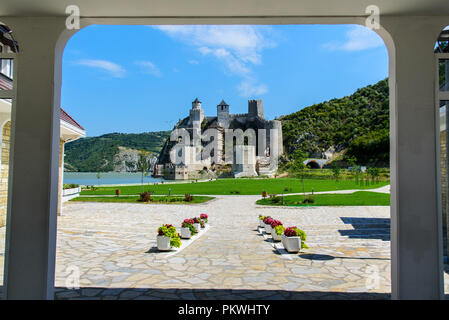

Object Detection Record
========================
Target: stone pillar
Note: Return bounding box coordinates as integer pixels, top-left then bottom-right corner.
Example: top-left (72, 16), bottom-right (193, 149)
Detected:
top-left (2, 18), bottom-right (70, 300)
top-left (381, 17), bottom-right (445, 299)
top-left (57, 139), bottom-right (65, 216)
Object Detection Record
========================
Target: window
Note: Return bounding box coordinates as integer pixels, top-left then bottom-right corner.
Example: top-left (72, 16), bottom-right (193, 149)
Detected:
top-left (0, 44), bottom-right (13, 79)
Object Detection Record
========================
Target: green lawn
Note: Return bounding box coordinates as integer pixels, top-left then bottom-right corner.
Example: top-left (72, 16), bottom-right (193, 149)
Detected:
top-left (71, 195), bottom-right (215, 204)
top-left (256, 191), bottom-right (390, 206)
top-left (80, 178), bottom-right (389, 196)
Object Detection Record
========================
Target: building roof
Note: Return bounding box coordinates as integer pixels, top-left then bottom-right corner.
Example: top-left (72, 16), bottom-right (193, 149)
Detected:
top-left (60, 108), bottom-right (85, 131)
top-left (193, 98), bottom-right (201, 104)
top-left (218, 100), bottom-right (228, 106)
top-left (0, 73), bottom-right (12, 90)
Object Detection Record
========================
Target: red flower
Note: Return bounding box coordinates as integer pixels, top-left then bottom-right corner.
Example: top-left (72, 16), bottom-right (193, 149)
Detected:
top-left (192, 217), bottom-right (201, 223)
top-left (284, 227), bottom-right (298, 237)
top-left (200, 213), bottom-right (208, 219)
top-left (183, 218), bottom-right (195, 225)
top-left (263, 217), bottom-right (274, 225)
top-left (270, 220), bottom-right (283, 228)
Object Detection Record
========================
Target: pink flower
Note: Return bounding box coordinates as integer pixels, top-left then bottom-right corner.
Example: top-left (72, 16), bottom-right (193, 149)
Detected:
top-left (200, 213), bottom-right (208, 220)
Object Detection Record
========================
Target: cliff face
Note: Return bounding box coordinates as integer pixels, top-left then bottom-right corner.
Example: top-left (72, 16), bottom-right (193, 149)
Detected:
top-left (113, 146), bottom-right (158, 173)
top-left (64, 131), bottom-right (170, 172)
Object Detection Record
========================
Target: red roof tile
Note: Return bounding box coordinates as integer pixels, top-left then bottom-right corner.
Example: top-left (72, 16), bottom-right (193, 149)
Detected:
top-left (0, 75), bottom-right (12, 90)
top-left (60, 108), bottom-right (85, 131)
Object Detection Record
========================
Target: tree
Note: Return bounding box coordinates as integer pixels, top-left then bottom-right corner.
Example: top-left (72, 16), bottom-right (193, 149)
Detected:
top-left (288, 149), bottom-right (308, 195)
top-left (347, 156), bottom-right (357, 183)
top-left (332, 163), bottom-right (341, 183)
top-left (367, 167), bottom-right (380, 184)
top-left (136, 152), bottom-right (152, 192)
top-left (96, 172), bottom-right (102, 185)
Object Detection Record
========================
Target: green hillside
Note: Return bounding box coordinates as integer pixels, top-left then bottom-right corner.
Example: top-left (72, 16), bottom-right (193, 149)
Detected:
top-left (64, 131), bottom-right (171, 172)
top-left (280, 78), bottom-right (389, 165)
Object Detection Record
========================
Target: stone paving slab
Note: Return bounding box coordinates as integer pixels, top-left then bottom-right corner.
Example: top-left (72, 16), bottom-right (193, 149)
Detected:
top-left (0, 194), bottom-right (448, 299)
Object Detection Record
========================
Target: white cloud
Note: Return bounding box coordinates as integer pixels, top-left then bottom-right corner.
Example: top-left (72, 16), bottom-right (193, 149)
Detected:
top-left (188, 60), bottom-right (199, 65)
top-left (76, 59), bottom-right (126, 78)
top-left (237, 80), bottom-right (268, 97)
top-left (154, 25), bottom-right (275, 65)
top-left (323, 25), bottom-right (384, 51)
top-left (135, 60), bottom-right (162, 77)
top-left (154, 25), bottom-right (276, 97)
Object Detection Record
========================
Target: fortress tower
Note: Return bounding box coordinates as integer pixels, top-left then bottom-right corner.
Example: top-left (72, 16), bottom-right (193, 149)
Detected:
top-left (189, 98), bottom-right (204, 147)
top-left (248, 99), bottom-right (265, 120)
top-left (189, 98), bottom-right (204, 128)
top-left (217, 99), bottom-right (230, 128)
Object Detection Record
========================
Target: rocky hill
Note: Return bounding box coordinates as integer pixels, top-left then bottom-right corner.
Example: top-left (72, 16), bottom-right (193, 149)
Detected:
top-left (280, 79), bottom-right (389, 166)
top-left (64, 131), bottom-right (170, 172)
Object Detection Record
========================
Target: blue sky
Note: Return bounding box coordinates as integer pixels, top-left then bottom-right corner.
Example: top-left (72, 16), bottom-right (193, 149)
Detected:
top-left (62, 24), bottom-right (388, 137)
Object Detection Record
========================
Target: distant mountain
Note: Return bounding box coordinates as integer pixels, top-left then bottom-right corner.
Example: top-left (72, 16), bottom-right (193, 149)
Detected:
top-left (64, 131), bottom-right (171, 172)
top-left (280, 79), bottom-right (389, 165)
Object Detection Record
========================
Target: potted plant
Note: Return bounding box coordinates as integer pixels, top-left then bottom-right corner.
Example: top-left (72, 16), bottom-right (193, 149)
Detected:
top-left (272, 225), bottom-right (285, 242)
top-left (157, 224), bottom-right (181, 251)
top-left (115, 189), bottom-right (120, 196)
top-left (281, 226), bottom-right (308, 253)
top-left (263, 217), bottom-right (274, 234)
top-left (270, 220), bottom-right (283, 241)
top-left (180, 219), bottom-right (196, 239)
top-left (258, 215), bottom-right (266, 227)
top-left (200, 213), bottom-right (208, 224)
top-left (192, 217), bottom-right (202, 232)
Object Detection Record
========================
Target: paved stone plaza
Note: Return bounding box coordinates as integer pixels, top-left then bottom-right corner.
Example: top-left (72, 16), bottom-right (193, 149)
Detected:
top-left (0, 194), bottom-right (448, 299)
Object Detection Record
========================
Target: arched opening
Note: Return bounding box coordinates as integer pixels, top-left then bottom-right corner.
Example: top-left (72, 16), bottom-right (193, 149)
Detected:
top-left (44, 23), bottom-right (400, 300)
top-left (306, 160), bottom-right (321, 169)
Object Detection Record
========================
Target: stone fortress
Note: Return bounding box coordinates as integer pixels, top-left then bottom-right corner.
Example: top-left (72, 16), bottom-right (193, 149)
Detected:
top-left (154, 98), bottom-right (283, 180)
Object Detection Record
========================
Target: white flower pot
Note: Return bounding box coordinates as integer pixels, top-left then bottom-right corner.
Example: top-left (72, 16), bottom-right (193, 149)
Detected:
top-left (180, 227), bottom-right (192, 239)
top-left (259, 220), bottom-right (265, 227)
top-left (272, 231), bottom-right (282, 242)
top-left (193, 223), bottom-right (201, 232)
top-left (281, 235), bottom-right (301, 253)
top-left (157, 235), bottom-right (172, 251)
top-left (264, 224), bottom-right (272, 234)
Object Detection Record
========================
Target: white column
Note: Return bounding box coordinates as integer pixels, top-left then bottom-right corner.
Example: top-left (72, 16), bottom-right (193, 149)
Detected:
top-left (382, 17), bottom-right (446, 299)
top-left (2, 18), bottom-right (70, 300)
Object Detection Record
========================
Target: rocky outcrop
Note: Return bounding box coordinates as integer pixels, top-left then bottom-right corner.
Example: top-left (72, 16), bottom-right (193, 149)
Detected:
top-left (113, 146), bottom-right (157, 172)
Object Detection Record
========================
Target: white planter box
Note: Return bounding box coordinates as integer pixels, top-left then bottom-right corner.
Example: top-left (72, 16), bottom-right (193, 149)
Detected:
top-left (259, 220), bottom-right (265, 227)
top-left (272, 231), bottom-right (282, 242)
top-left (264, 224), bottom-right (272, 234)
top-left (62, 187), bottom-right (82, 202)
top-left (193, 223), bottom-right (201, 232)
top-left (281, 235), bottom-right (301, 253)
top-left (157, 235), bottom-right (172, 251)
top-left (180, 227), bottom-right (192, 239)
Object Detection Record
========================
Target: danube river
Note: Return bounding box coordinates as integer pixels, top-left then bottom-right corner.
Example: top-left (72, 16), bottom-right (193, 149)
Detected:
top-left (63, 172), bottom-right (165, 186)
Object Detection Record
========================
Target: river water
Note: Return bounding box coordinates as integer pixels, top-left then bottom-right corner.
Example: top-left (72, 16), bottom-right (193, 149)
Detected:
top-left (63, 172), bottom-right (165, 186)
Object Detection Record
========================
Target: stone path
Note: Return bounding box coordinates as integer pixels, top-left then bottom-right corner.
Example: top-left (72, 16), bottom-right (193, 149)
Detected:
top-left (0, 194), bottom-right (448, 299)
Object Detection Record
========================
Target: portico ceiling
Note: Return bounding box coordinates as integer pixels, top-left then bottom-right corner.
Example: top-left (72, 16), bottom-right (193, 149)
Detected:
top-left (0, 0), bottom-right (448, 18)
